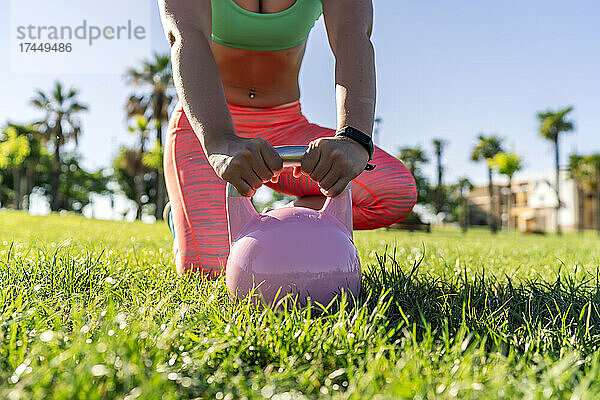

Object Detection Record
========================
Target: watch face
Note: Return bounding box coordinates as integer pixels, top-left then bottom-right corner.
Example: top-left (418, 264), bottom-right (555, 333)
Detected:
top-left (339, 126), bottom-right (374, 160)
top-left (345, 127), bottom-right (365, 143)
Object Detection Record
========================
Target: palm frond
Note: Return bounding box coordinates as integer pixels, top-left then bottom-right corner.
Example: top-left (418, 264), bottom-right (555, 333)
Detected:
top-left (125, 95), bottom-right (148, 118)
top-left (472, 134), bottom-right (504, 162)
top-left (31, 90), bottom-right (50, 109)
top-left (537, 106), bottom-right (575, 141)
top-left (66, 87), bottom-right (78, 99)
top-left (69, 102), bottom-right (89, 113)
top-left (53, 82), bottom-right (64, 105)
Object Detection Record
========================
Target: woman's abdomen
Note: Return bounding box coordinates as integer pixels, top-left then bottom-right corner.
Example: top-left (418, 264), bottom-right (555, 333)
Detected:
top-left (211, 40), bottom-right (306, 107)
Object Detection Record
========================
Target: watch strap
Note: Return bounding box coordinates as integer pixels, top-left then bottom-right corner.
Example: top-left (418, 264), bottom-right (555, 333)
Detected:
top-left (335, 126), bottom-right (375, 161)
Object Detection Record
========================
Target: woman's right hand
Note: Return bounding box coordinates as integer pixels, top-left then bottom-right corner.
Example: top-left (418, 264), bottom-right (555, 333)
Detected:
top-left (205, 135), bottom-right (283, 197)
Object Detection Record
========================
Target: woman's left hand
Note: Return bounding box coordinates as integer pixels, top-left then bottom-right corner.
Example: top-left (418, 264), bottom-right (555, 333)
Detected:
top-left (293, 136), bottom-right (370, 197)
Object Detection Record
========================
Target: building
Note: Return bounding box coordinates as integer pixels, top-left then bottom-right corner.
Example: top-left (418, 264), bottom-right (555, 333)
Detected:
top-left (468, 170), bottom-right (599, 233)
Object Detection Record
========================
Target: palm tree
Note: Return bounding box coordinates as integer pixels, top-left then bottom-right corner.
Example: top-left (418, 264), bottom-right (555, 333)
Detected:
top-left (570, 154), bottom-right (600, 236)
top-left (125, 53), bottom-right (175, 220)
top-left (537, 106), bottom-right (575, 235)
top-left (569, 154), bottom-right (590, 234)
top-left (1, 123), bottom-right (49, 211)
top-left (398, 146), bottom-right (428, 177)
top-left (471, 134), bottom-right (504, 233)
top-left (432, 138), bottom-right (446, 215)
top-left (455, 177), bottom-right (473, 233)
top-left (398, 146), bottom-right (430, 205)
top-left (31, 82), bottom-right (88, 211)
top-left (127, 115), bottom-right (151, 220)
top-left (592, 155), bottom-right (600, 236)
top-left (113, 147), bottom-right (151, 220)
top-left (491, 152), bottom-right (523, 231)
top-left (0, 126), bottom-right (31, 209)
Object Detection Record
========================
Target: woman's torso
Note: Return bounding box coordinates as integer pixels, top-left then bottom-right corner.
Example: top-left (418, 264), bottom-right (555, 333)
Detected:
top-left (210, 0), bottom-right (320, 107)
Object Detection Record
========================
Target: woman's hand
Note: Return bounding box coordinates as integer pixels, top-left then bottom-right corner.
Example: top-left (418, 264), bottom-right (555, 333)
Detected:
top-left (206, 135), bottom-right (283, 197)
top-left (295, 136), bottom-right (370, 197)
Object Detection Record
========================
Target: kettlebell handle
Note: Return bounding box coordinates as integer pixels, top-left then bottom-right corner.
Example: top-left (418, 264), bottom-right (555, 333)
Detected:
top-left (225, 145), bottom-right (353, 238)
top-left (226, 145), bottom-right (351, 197)
top-left (227, 145), bottom-right (307, 197)
top-left (226, 144), bottom-right (354, 196)
top-left (276, 145), bottom-right (307, 168)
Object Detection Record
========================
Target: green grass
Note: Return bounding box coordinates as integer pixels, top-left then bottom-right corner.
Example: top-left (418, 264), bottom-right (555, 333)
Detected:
top-left (1, 209), bottom-right (600, 399)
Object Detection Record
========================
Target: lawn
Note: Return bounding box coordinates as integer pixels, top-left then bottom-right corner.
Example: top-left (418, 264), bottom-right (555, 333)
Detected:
top-left (1, 210), bottom-right (600, 399)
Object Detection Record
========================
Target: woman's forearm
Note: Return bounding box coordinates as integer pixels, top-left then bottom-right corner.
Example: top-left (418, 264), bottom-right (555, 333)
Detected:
top-left (159, 0), bottom-right (237, 153)
top-left (171, 27), bottom-right (237, 152)
top-left (322, 0), bottom-right (376, 137)
top-left (334, 36), bottom-right (376, 137)
top-left (159, 0), bottom-right (282, 196)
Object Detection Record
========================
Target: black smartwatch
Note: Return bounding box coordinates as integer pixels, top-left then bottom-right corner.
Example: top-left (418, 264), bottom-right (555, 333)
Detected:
top-left (335, 126), bottom-right (376, 170)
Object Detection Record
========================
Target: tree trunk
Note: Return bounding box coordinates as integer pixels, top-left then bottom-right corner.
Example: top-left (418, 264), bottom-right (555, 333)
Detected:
top-left (12, 168), bottom-right (22, 210)
top-left (20, 168), bottom-right (27, 210)
top-left (24, 165), bottom-right (35, 212)
top-left (576, 185), bottom-right (584, 234)
top-left (50, 141), bottom-right (62, 212)
top-left (506, 177), bottom-right (512, 231)
top-left (554, 137), bottom-right (561, 235)
top-left (435, 150), bottom-right (443, 215)
top-left (155, 172), bottom-right (166, 219)
top-left (154, 120), bottom-right (166, 220)
top-left (487, 166), bottom-right (497, 233)
top-left (134, 138), bottom-right (147, 221)
top-left (408, 165), bottom-right (416, 177)
top-left (135, 174), bottom-right (144, 220)
top-left (597, 182), bottom-right (600, 237)
top-left (460, 195), bottom-right (469, 233)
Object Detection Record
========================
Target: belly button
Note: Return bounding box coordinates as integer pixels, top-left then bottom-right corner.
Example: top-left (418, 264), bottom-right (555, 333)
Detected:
top-left (249, 88), bottom-right (256, 99)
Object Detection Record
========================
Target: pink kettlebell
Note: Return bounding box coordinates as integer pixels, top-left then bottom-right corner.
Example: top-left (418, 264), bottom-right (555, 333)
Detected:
top-left (226, 145), bottom-right (362, 306)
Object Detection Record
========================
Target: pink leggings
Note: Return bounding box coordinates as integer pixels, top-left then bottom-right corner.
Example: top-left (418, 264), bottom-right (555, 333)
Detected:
top-left (164, 101), bottom-right (417, 275)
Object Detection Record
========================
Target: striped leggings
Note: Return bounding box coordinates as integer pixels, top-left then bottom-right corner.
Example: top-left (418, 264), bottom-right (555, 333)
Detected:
top-left (164, 101), bottom-right (417, 275)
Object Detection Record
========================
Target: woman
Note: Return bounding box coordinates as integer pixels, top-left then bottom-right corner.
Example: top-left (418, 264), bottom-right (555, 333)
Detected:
top-left (158, 0), bottom-right (417, 275)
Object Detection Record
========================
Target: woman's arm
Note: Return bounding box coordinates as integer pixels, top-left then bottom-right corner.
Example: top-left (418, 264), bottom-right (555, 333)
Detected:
top-left (323, 0), bottom-right (375, 136)
top-left (158, 0), bottom-right (234, 147)
top-left (158, 0), bottom-right (282, 196)
top-left (297, 0), bottom-right (374, 197)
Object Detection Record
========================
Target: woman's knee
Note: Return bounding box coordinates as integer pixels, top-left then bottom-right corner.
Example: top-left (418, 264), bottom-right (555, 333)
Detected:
top-left (353, 158), bottom-right (417, 228)
top-left (384, 167), bottom-right (418, 224)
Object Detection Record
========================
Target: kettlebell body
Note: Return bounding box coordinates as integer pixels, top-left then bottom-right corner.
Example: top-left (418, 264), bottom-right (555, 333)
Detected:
top-left (225, 146), bottom-right (362, 306)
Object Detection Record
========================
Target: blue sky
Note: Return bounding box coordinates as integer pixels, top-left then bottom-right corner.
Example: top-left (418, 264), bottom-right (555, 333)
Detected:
top-left (1, 0), bottom-right (599, 185)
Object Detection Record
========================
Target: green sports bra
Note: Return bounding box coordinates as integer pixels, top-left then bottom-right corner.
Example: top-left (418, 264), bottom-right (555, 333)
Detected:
top-left (211, 0), bottom-right (323, 51)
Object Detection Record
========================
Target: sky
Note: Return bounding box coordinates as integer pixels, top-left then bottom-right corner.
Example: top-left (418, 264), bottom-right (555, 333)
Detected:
top-left (1, 0), bottom-right (599, 187)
